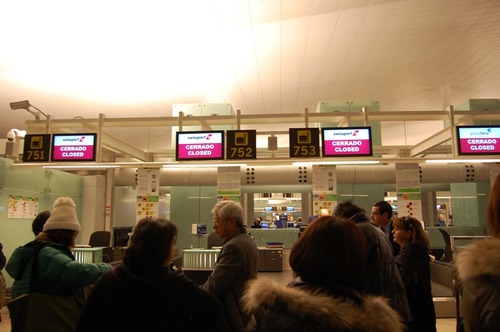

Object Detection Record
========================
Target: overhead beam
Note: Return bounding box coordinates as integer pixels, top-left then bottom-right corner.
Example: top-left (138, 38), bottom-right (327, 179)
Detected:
top-left (408, 127), bottom-right (453, 157)
top-left (25, 109), bottom-right (458, 130)
top-left (100, 132), bottom-right (150, 161)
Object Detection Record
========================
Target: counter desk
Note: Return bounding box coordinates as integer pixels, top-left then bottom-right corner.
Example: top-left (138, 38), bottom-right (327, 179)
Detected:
top-left (181, 246), bottom-right (285, 274)
top-left (248, 228), bottom-right (299, 249)
top-left (72, 247), bottom-right (103, 263)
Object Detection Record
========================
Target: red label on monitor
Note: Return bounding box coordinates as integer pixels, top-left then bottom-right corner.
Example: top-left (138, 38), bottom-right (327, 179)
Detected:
top-left (322, 127), bottom-right (372, 156)
top-left (457, 126), bottom-right (500, 155)
top-left (52, 134), bottom-right (96, 161)
top-left (176, 131), bottom-right (224, 160)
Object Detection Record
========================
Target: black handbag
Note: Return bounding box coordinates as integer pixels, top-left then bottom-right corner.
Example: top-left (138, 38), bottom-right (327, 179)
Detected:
top-left (7, 243), bottom-right (82, 332)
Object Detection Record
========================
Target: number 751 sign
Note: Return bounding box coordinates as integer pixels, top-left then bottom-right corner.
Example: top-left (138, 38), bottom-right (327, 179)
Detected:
top-left (22, 134), bottom-right (51, 162)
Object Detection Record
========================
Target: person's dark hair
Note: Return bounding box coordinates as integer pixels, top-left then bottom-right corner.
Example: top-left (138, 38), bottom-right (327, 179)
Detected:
top-left (487, 174), bottom-right (500, 237)
top-left (373, 200), bottom-right (393, 219)
top-left (124, 218), bottom-right (178, 274)
top-left (32, 211), bottom-right (50, 236)
top-left (39, 229), bottom-right (77, 247)
top-left (393, 216), bottom-right (431, 252)
top-left (333, 200), bottom-right (366, 221)
top-left (289, 216), bottom-right (367, 291)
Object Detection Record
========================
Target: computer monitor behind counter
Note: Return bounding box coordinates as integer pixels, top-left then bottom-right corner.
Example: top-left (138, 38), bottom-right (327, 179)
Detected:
top-left (260, 221), bottom-right (269, 229)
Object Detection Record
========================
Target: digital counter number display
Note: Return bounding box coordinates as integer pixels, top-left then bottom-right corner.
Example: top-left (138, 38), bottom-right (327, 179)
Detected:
top-left (22, 134), bottom-right (51, 162)
top-left (289, 128), bottom-right (320, 158)
top-left (226, 130), bottom-right (256, 159)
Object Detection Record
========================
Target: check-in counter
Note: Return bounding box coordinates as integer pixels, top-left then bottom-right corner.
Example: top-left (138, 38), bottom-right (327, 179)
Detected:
top-left (72, 247), bottom-right (103, 263)
top-left (182, 248), bottom-right (220, 270)
top-left (248, 228), bottom-right (299, 249)
top-left (258, 247), bottom-right (283, 272)
top-left (182, 246), bottom-right (284, 274)
top-left (181, 248), bottom-right (221, 285)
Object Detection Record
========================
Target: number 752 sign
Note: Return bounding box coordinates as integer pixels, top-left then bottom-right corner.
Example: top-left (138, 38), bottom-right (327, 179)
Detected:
top-left (226, 130), bottom-right (257, 160)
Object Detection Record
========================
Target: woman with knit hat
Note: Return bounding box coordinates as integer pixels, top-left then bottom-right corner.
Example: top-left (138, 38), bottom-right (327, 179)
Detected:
top-left (6, 196), bottom-right (112, 331)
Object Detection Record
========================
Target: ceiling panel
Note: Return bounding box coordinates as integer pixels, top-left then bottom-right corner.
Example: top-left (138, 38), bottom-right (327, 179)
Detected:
top-left (1, 0), bottom-right (500, 157)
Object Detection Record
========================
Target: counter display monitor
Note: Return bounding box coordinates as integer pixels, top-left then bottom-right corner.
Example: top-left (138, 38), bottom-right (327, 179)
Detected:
top-left (176, 131), bottom-right (225, 160)
top-left (321, 127), bottom-right (373, 157)
top-left (51, 133), bottom-right (97, 161)
top-left (456, 125), bottom-right (500, 155)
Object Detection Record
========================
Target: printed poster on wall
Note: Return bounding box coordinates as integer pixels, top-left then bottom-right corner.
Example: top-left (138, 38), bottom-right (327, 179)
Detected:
top-left (395, 163), bottom-right (421, 193)
top-left (8, 195), bottom-right (39, 219)
top-left (136, 168), bottom-right (160, 222)
top-left (312, 165), bottom-right (337, 215)
top-left (396, 193), bottom-right (422, 221)
top-left (136, 168), bottom-right (160, 196)
top-left (136, 195), bottom-right (160, 221)
top-left (395, 163), bottom-right (422, 221)
top-left (217, 166), bottom-right (241, 202)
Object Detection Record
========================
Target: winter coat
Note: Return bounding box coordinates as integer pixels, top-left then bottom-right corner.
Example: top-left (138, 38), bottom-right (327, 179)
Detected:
top-left (77, 263), bottom-right (222, 332)
top-left (0, 242), bottom-right (5, 271)
top-left (350, 214), bottom-right (412, 323)
top-left (394, 243), bottom-right (436, 332)
top-left (6, 240), bottom-right (111, 304)
top-left (202, 230), bottom-right (259, 332)
top-left (242, 277), bottom-right (405, 332)
top-left (455, 237), bottom-right (500, 332)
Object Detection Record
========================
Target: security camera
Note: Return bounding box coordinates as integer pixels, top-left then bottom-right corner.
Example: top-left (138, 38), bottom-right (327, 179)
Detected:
top-left (7, 130), bottom-right (15, 141)
top-left (6, 129), bottom-right (26, 142)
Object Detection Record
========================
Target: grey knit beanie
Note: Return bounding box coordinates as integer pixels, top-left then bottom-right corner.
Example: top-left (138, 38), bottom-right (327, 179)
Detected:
top-left (43, 197), bottom-right (81, 232)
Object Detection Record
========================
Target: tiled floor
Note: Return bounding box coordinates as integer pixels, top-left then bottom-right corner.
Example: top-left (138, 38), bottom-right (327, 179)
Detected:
top-left (0, 270), bottom-right (459, 332)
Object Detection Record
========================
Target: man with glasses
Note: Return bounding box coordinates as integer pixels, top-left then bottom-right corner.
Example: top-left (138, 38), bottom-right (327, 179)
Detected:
top-left (202, 200), bottom-right (259, 332)
top-left (371, 200), bottom-right (400, 256)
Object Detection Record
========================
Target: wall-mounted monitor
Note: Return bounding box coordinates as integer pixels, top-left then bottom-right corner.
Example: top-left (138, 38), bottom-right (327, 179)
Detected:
top-left (321, 127), bottom-right (373, 157)
top-left (51, 133), bottom-right (97, 161)
top-left (176, 131), bottom-right (225, 161)
top-left (456, 125), bottom-right (500, 155)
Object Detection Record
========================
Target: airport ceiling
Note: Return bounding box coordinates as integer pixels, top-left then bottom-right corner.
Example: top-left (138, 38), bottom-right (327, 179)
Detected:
top-left (1, 0), bottom-right (500, 163)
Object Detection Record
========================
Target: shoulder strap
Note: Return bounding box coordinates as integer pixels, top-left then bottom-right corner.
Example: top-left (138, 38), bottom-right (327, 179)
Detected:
top-left (27, 242), bottom-right (49, 293)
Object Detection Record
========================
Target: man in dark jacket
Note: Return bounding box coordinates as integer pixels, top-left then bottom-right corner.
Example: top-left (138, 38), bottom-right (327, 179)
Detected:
top-left (334, 201), bottom-right (412, 325)
top-left (202, 201), bottom-right (259, 332)
top-left (371, 200), bottom-right (401, 256)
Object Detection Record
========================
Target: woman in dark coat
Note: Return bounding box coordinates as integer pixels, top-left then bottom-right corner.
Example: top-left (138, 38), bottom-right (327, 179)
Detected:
top-left (455, 174), bottom-right (500, 332)
top-left (393, 216), bottom-right (436, 332)
top-left (77, 217), bottom-right (222, 332)
top-left (242, 216), bottom-right (404, 332)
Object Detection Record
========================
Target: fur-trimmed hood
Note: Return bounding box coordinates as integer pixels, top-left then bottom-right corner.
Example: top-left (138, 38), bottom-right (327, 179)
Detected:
top-left (242, 278), bottom-right (404, 332)
top-left (455, 237), bottom-right (500, 281)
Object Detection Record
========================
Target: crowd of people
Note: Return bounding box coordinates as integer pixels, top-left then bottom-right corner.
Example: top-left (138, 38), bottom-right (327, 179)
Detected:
top-left (1, 174), bottom-right (499, 331)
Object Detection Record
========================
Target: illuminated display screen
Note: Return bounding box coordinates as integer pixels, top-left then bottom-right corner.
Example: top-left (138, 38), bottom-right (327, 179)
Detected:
top-left (176, 131), bottom-right (225, 160)
top-left (51, 133), bottom-right (97, 161)
top-left (321, 127), bottom-right (373, 157)
top-left (456, 125), bottom-right (500, 155)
